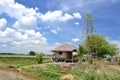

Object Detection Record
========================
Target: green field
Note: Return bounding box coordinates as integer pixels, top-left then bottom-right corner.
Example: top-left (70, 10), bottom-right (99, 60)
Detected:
top-left (0, 55), bottom-right (120, 80)
top-left (0, 55), bottom-right (52, 67)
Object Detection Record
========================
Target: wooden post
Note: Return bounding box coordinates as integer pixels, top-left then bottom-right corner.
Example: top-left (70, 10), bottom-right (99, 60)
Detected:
top-left (72, 52), bottom-right (73, 63)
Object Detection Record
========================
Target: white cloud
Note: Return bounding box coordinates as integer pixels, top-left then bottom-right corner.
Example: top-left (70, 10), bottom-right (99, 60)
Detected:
top-left (0, 0), bottom-right (37, 19)
top-left (75, 22), bottom-right (79, 25)
top-left (0, 0), bottom-right (82, 32)
top-left (0, 0), bottom-right (84, 54)
top-left (59, 13), bottom-right (73, 21)
top-left (0, 28), bottom-right (28, 42)
top-left (0, 27), bottom-right (48, 54)
top-left (73, 12), bottom-right (81, 19)
top-left (72, 38), bottom-right (79, 42)
top-left (0, 0), bottom-right (39, 31)
top-left (50, 27), bottom-right (62, 34)
top-left (13, 16), bottom-right (37, 31)
top-left (0, 28), bottom-right (47, 46)
top-left (0, 18), bottom-right (7, 29)
top-left (40, 10), bottom-right (62, 22)
top-left (51, 29), bottom-right (57, 34)
top-left (39, 10), bottom-right (81, 22)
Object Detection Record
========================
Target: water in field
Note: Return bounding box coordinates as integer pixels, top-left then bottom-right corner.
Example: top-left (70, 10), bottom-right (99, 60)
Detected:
top-left (0, 69), bottom-right (33, 80)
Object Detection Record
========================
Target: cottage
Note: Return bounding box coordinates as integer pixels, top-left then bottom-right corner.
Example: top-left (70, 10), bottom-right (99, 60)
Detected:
top-left (51, 43), bottom-right (78, 62)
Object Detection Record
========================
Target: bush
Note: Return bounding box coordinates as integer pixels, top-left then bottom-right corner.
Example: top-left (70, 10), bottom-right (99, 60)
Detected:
top-left (37, 53), bottom-right (44, 64)
top-left (87, 56), bottom-right (93, 64)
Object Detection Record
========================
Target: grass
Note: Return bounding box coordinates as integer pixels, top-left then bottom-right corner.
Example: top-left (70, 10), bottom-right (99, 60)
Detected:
top-left (0, 55), bottom-right (120, 80)
top-left (0, 55), bottom-right (52, 68)
top-left (22, 62), bottom-right (120, 80)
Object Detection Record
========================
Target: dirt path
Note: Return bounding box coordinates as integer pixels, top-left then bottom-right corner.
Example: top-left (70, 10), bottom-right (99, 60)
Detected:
top-left (0, 69), bottom-right (33, 80)
top-left (108, 65), bottom-right (120, 71)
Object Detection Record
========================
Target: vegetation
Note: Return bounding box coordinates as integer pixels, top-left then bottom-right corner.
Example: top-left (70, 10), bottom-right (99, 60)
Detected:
top-left (0, 55), bottom-right (120, 80)
top-left (77, 45), bottom-right (87, 61)
top-left (28, 51), bottom-right (36, 55)
top-left (82, 13), bottom-right (95, 54)
top-left (80, 13), bottom-right (119, 57)
top-left (82, 34), bottom-right (118, 57)
top-left (0, 55), bottom-right (51, 67)
top-left (37, 53), bottom-right (44, 64)
top-left (23, 59), bottom-right (120, 80)
top-left (83, 13), bottom-right (94, 38)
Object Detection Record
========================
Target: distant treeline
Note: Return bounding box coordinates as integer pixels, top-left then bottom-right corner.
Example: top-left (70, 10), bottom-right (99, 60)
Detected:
top-left (0, 53), bottom-right (24, 55)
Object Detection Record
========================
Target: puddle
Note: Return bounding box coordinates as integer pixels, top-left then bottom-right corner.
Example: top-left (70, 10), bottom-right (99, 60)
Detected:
top-left (0, 69), bottom-right (33, 80)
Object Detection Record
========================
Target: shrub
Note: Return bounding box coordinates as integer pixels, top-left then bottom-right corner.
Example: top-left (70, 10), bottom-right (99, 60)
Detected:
top-left (87, 56), bottom-right (93, 64)
top-left (37, 53), bottom-right (44, 64)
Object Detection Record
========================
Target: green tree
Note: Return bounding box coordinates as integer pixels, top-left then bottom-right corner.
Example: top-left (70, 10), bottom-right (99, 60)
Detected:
top-left (83, 13), bottom-right (95, 53)
top-left (77, 45), bottom-right (87, 57)
top-left (77, 45), bottom-right (87, 61)
top-left (107, 44), bottom-right (118, 56)
top-left (28, 51), bottom-right (36, 55)
top-left (84, 34), bottom-right (118, 57)
top-left (83, 13), bottom-right (94, 38)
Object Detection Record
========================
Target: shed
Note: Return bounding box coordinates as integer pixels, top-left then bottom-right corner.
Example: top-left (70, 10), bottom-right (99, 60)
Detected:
top-left (51, 43), bottom-right (78, 62)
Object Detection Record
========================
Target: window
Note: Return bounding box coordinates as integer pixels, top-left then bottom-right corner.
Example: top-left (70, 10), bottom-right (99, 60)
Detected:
top-left (59, 52), bottom-right (62, 55)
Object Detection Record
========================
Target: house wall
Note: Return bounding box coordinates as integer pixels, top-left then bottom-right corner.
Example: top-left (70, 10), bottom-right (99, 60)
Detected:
top-left (54, 52), bottom-right (60, 58)
top-left (66, 52), bottom-right (72, 59)
top-left (54, 51), bottom-right (72, 59)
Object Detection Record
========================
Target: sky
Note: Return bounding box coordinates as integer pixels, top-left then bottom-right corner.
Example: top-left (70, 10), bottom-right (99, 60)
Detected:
top-left (0, 0), bottom-right (120, 54)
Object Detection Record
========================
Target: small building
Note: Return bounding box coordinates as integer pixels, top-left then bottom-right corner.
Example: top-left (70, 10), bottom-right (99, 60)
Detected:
top-left (51, 43), bottom-right (78, 62)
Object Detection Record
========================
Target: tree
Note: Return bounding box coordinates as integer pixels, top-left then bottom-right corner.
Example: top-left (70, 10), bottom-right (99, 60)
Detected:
top-left (77, 45), bottom-right (87, 61)
top-left (77, 45), bottom-right (87, 57)
top-left (83, 34), bottom-right (118, 57)
top-left (83, 13), bottom-right (95, 53)
top-left (83, 13), bottom-right (94, 38)
top-left (107, 44), bottom-right (118, 56)
top-left (28, 51), bottom-right (36, 55)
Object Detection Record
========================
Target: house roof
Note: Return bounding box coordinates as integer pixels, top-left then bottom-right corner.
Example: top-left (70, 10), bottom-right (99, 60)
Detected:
top-left (51, 43), bottom-right (78, 52)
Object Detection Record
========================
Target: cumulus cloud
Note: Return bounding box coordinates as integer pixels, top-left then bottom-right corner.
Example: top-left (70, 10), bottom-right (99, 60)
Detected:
top-left (0, 0), bottom-right (83, 54)
top-left (0, 28), bottom-right (47, 50)
top-left (40, 10), bottom-right (81, 22)
top-left (0, 28), bottom-right (27, 42)
top-left (0, 18), bottom-right (7, 29)
top-left (0, 0), bottom-right (39, 31)
top-left (72, 38), bottom-right (79, 42)
top-left (13, 16), bottom-right (37, 31)
top-left (0, 0), bottom-right (37, 19)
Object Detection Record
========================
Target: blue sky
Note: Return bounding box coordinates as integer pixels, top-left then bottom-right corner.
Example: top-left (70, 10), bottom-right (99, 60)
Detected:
top-left (0, 0), bottom-right (120, 54)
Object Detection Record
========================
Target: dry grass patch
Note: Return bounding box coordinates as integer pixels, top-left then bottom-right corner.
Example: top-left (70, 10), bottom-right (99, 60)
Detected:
top-left (60, 74), bottom-right (74, 80)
